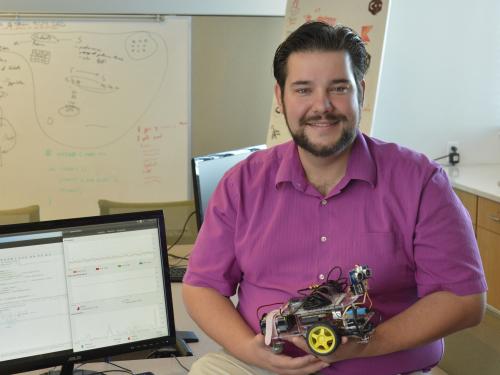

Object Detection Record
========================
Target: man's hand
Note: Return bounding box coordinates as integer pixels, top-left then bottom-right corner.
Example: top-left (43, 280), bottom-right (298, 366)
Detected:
top-left (183, 285), bottom-right (329, 374)
top-left (246, 334), bottom-right (330, 375)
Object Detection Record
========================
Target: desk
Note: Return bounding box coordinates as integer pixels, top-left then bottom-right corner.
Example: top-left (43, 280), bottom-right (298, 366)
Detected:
top-left (166, 243), bottom-right (222, 355)
top-left (23, 355), bottom-right (198, 375)
top-left (446, 164), bottom-right (500, 203)
top-left (22, 244), bottom-right (222, 375)
top-left (167, 244), bottom-right (223, 355)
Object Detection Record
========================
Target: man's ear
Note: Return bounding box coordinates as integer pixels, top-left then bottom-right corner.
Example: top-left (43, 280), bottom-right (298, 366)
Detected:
top-left (360, 79), bottom-right (366, 106)
top-left (274, 83), bottom-right (283, 113)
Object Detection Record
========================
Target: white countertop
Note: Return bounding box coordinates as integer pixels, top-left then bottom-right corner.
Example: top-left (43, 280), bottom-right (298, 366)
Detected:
top-left (445, 164), bottom-right (500, 203)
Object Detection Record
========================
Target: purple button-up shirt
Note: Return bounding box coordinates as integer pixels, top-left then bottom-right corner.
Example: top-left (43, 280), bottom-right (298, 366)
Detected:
top-left (184, 131), bottom-right (486, 375)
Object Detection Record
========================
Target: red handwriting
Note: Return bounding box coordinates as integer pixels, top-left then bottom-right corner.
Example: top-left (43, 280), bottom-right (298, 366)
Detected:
top-left (361, 25), bottom-right (373, 43)
top-left (303, 15), bottom-right (336, 26)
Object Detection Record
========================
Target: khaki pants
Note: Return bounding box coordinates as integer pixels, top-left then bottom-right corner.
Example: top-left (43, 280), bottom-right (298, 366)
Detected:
top-left (188, 350), bottom-right (427, 375)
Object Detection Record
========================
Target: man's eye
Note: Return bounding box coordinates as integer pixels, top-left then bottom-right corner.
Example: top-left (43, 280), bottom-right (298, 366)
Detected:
top-left (296, 88), bottom-right (311, 94)
top-left (330, 85), bottom-right (350, 94)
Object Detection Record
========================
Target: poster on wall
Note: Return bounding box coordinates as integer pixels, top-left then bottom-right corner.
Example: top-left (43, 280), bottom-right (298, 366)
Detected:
top-left (266, 0), bottom-right (390, 146)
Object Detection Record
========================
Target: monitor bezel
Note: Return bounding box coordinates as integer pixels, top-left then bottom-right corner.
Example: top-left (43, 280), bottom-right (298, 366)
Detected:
top-left (191, 156), bottom-right (204, 230)
top-left (0, 210), bottom-right (177, 374)
top-left (191, 144), bottom-right (266, 230)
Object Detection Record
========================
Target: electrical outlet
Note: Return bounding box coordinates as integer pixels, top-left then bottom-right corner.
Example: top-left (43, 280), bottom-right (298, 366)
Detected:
top-left (447, 141), bottom-right (460, 165)
top-left (447, 141), bottom-right (459, 153)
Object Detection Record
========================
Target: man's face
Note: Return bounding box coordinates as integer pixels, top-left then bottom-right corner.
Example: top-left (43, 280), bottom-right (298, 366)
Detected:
top-left (275, 50), bottom-right (364, 158)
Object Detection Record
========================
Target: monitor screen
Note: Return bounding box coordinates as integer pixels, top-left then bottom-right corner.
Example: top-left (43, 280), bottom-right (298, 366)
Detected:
top-left (0, 211), bottom-right (176, 375)
top-left (191, 144), bottom-right (266, 229)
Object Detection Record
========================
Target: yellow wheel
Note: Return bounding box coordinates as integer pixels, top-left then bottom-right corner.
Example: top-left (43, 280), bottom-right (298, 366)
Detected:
top-left (306, 322), bottom-right (339, 356)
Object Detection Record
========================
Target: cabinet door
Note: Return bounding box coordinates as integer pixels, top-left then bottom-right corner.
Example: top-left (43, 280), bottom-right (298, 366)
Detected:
top-left (477, 227), bottom-right (500, 310)
top-left (478, 197), bottom-right (500, 235)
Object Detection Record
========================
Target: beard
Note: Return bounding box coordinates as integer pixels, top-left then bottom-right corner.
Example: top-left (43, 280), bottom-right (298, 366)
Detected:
top-left (284, 110), bottom-right (357, 158)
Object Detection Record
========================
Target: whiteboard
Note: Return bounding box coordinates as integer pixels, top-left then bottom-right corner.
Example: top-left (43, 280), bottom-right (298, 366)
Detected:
top-left (0, 16), bottom-right (191, 220)
top-left (266, 0), bottom-right (390, 146)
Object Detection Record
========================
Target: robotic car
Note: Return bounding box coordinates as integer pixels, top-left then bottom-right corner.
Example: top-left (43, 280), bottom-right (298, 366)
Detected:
top-left (259, 265), bottom-right (375, 356)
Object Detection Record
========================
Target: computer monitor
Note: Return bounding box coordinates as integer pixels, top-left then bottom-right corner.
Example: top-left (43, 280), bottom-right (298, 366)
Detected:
top-left (0, 211), bottom-right (176, 375)
top-left (191, 144), bottom-right (266, 229)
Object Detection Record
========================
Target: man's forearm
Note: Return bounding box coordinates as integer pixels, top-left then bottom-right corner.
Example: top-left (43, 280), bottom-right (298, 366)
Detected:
top-left (363, 291), bottom-right (486, 357)
top-left (183, 284), bottom-right (332, 374)
top-left (182, 284), bottom-right (255, 359)
top-left (289, 291), bottom-right (487, 363)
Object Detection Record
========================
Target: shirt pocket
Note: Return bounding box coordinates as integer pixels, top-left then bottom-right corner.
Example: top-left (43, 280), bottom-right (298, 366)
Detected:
top-left (351, 232), bottom-right (414, 295)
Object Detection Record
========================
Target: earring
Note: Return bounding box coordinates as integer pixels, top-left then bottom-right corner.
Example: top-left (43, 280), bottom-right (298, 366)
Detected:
top-left (275, 106), bottom-right (281, 114)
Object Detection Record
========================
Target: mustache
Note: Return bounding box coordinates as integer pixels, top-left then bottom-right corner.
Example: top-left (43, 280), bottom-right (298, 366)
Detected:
top-left (299, 112), bottom-right (347, 126)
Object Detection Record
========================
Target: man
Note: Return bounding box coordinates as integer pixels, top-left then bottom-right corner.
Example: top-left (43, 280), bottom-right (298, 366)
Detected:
top-left (183, 22), bottom-right (486, 375)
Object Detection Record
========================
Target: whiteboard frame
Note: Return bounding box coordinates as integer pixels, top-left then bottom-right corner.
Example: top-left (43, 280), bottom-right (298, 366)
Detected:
top-left (0, 0), bottom-right (287, 17)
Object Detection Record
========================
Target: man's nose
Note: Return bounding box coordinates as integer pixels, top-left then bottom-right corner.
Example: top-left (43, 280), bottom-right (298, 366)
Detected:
top-left (312, 91), bottom-right (333, 113)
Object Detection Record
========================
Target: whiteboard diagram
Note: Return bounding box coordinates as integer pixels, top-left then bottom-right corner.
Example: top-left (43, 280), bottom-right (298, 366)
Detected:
top-left (0, 18), bottom-right (191, 220)
top-left (0, 106), bottom-right (16, 166)
top-left (1, 29), bottom-right (168, 148)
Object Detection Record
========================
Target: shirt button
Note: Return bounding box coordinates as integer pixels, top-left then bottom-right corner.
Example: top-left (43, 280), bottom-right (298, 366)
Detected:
top-left (320, 236), bottom-right (327, 242)
top-left (319, 274), bottom-right (325, 281)
top-left (321, 199), bottom-right (327, 206)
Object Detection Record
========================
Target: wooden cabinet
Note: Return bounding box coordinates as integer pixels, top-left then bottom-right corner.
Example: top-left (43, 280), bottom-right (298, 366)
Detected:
top-left (477, 197), bottom-right (500, 310)
top-left (455, 189), bottom-right (500, 310)
top-left (477, 197), bottom-right (500, 234)
top-left (477, 226), bottom-right (500, 309)
top-left (454, 189), bottom-right (477, 233)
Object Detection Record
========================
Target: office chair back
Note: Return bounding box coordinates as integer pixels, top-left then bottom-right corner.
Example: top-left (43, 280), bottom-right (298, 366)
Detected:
top-left (98, 199), bottom-right (197, 245)
top-left (0, 205), bottom-right (40, 225)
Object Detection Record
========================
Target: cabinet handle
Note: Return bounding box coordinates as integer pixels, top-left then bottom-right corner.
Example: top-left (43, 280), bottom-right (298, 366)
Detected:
top-left (488, 214), bottom-right (500, 222)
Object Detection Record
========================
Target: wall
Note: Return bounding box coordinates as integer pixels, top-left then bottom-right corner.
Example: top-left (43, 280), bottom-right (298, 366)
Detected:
top-left (192, 2), bottom-right (500, 165)
top-left (3, 2), bottom-right (498, 164)
top-left (191, 16), bottom-right (284, 156)
top-left (372, 0), bottom-right (500, 165)
top-left (3, 2), bottom-right (498, 205)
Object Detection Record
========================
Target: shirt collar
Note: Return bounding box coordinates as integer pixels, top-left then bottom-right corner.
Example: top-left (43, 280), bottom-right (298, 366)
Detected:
top-left (274, 130), bottom-right (377, 190)
top-left (275, 141), bottom-right (308, 191)
top-left (345, 129), bottom-right (377, 188)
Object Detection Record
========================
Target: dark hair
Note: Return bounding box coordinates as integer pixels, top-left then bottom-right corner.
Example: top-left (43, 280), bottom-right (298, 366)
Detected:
top-left (273, 22), bottom-right (370, 100)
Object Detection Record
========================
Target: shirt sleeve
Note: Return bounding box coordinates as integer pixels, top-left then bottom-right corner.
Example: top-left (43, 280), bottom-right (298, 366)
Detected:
top-left (413, 167), bottom-right (487, 297)
top-left (183, 172), bottom-right (242, 297)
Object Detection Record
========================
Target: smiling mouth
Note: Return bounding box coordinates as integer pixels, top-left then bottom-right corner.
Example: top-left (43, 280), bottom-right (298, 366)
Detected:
top-left (306, 119), bottom-right (342, 127)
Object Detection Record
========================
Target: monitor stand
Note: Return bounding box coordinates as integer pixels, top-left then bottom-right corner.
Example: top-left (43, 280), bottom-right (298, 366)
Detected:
top-left (148, 337), bottom-right (193, 358)
top-left (43, 363), bottom-right (97, 375)
top-left (39, 338), bottom-right (192, 375)
top-left (44, 364), bottom-right (155, 375)
top-left (38, 335), bottom-right (195, 375)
